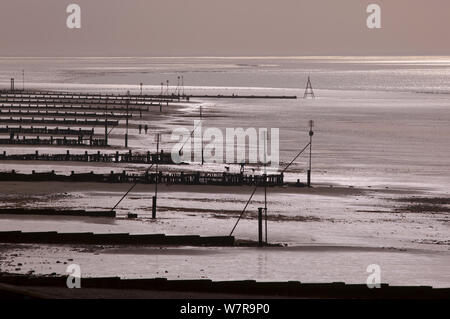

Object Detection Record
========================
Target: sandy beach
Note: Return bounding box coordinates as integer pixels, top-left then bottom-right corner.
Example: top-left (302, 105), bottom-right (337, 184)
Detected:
top-left (0, 56), bottom-right (449, 289)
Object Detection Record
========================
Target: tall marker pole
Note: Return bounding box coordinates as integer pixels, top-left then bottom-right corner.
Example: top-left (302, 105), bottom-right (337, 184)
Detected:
top-left (264, 130), bottom-right (268, 244)
top-left (104, 98), bottom-right (108, 145)
top-left (125, 91), bottom-right (129, 148)
top-left (200, 106), bottom-right (204, 165)
top-left (152, 133), bottom-right (160, 219)
top-left (181, 75), bottom-right (185, 97)
top-left (307, 120), bottom-right (314, 187)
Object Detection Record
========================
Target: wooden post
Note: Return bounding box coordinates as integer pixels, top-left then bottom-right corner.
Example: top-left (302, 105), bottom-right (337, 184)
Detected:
top-left (258, 207), bottom-right (263, 247)
top-left (152, 196), bottom-right (157, 219)
top-left (104, 98), bottom-right (108, 146)
top-left (152, 133), bottom-right (160, 219)
top-left (125, 92), bottom-right (129, 148)
top-left (263, 131), bottom-right (268, 244)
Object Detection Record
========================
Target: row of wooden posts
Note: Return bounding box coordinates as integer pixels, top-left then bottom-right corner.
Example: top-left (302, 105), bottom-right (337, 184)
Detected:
top-left (0, 126), bottom-right (94, 136)
top-left (0, 150), bottom-right (174, 164)
top-left (0, 110), bottom-right (131, 119)
top-left (0, 169), bottom-right (284, 186)
top-left (0, 117), bottom-right (118, 126)
top-left (0, 136), bottom-right (106, 146)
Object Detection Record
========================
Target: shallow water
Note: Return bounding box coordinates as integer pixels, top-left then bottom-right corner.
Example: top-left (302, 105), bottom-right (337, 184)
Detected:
top-left (0, 56), bottom-right (449, 285)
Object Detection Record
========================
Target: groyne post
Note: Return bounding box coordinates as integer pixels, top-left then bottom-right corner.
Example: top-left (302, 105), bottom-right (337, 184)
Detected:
top-left (258, 207), bottom-right (263, 247)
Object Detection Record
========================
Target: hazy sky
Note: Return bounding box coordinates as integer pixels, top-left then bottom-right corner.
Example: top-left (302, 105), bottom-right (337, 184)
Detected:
top-left (0, 0), bottom-right (449, 56)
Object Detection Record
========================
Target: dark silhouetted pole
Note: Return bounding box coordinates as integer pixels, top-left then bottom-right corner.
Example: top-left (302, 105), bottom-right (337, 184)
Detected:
top-left (200, 105), bottom-right (204, 165)
top-left (181, 75), bottom-right (185, 97)
top-left (258, 207), bottom-right (263, 247)
top-left (307, 120), bottom-right (314, 187)
top-left (125, 91), bottom-right (129, 148)
top-left (152, 133), bottom-right (160, 219)
top-left (263, 131), bottom-right (268, 244)
top-left (104, 98), bottom-right (108, 145)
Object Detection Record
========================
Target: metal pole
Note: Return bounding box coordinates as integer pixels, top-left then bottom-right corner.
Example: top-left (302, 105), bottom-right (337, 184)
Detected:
top-left (307, 120), bottom-right (314, 187)
top-left (104, 98), bottom-right (108, 145)
top-left (152, 133), bottom-right (160, 219)
top-left (181, 75), bottom-right (184, 96)
top-left (200, 106), bottom-right (204, 165)
top-left (258, 207), bottom-right (263, 247)
top-left (264, 131), bottom-right (267, 244)
top-left (125, 91), bottom-right (129, 148)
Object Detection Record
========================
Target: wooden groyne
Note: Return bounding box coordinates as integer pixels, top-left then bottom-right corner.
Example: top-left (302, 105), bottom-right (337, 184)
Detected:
top-left (0, 274), bottom-right (448, 299)
top-left (0, 150), bottom-right (174, 164)
top-left (0, 231), bottom-right (235, 246)
top-left (0, 117), bottom-right (118, 126)
top-left (1, 103), bottom-right (149, 113)
top-left (0, 90), bottom-right (180, 102)
top-left (0, 127), bottom-right (94, 137)
top-left (0, 97), bottom-right (161, 107)
top-left (0, 110), bottom-right (131, 119)
top-left (0, 136), bottom-right (106, 147)
top-left (188, 94), bottom-right (297, 99)
top-left (0, 90), bottom-right (296, 102)
top-left (0, 208), bottom-right (115, 218)
top-left (0, 170), bottom-right (284, 186)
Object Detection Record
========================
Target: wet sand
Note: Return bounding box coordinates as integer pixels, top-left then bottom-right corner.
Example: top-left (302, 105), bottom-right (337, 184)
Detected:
top-left (1, 57), bottom-right (449, 287)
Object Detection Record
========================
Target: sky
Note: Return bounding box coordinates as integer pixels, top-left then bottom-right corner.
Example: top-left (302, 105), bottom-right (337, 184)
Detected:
top-left (0, 0), bottom-right (449, 57)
